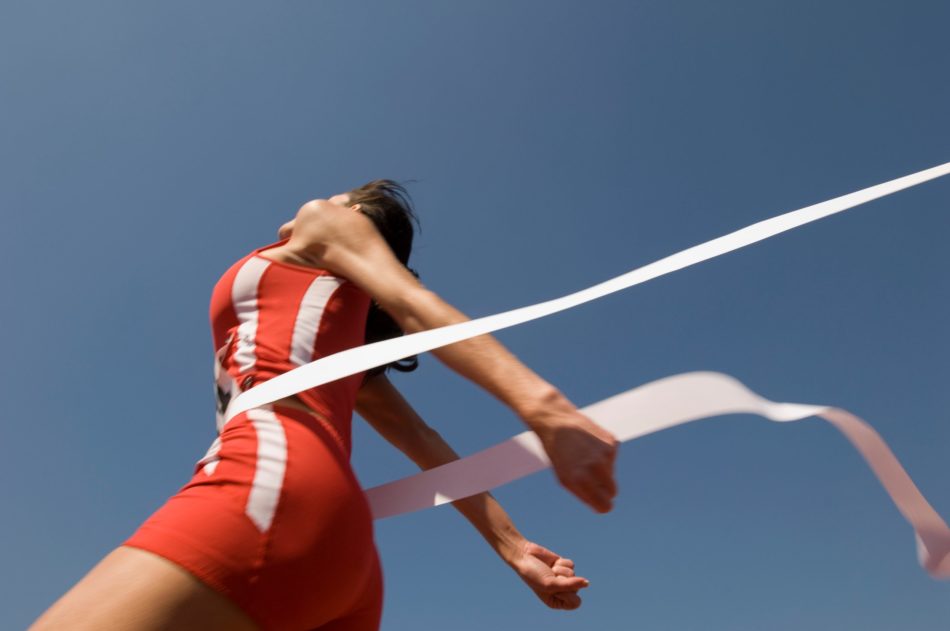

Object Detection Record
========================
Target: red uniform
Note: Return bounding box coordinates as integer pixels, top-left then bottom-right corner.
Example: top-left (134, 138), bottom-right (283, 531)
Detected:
top-left (123, 240), bottom-right (382, 630)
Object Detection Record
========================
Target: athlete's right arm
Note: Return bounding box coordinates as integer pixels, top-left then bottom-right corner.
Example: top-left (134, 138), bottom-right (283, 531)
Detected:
top-left (283, 199), bottom-right (619, 513)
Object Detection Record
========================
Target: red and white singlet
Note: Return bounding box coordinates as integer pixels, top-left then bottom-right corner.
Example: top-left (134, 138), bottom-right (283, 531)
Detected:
top-left (210, 239), bottom-right (373, 450)
top-left (123, 239), bottom-right (384, 630)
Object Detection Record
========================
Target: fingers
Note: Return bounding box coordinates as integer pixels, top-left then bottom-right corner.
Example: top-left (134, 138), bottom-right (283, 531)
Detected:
top-left (526, 543), bottom-right (579, 577)
top-left (526, 543), bottom-right (577, 576)
top-left (557, 468), bottom-right (612, 512)
top-left (574, 475), bottom-right (615, 513)
top-left (552, 559), bottom-right (575, 577)
top-left (595, 436), bottom-right (620, 501)
top-left (527, 553), bottom-right (589, 611)
top-left (596, 459), bottom-right (618, 497)
top-left (524, 542), bottom-right (559, 566)
top-left (585, 449), bottom-right (619, 512)
top-left (555, 557), bottom-right (575, 570)
top-left (545, 574), bottom-right (589, 592)
top-left (552, 592), bottom-right (582, 610)
top-left (548, 419), bottom-right (620, 513)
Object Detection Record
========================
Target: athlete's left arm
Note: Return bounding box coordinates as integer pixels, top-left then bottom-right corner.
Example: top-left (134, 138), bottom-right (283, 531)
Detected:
top-left (355, 373), bottom-right (590, 610)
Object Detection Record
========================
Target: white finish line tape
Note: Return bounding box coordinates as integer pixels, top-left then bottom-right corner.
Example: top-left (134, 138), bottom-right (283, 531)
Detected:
top-left (365, 371), bottom-right (950, 578)
top-left (225, 161), bottom-right (950, 575)
top-left (226, 161), bottom-right (950, 421)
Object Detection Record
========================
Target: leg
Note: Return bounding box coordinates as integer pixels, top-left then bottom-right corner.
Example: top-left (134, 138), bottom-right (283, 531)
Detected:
top-left (29, 546), bottom-right (259, 631)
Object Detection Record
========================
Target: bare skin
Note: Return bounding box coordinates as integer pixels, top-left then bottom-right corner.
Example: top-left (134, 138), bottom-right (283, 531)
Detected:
top-left (276, 193), bottom-right (620, 513)
top-left (29, 547), bottom-right (258, 630)
top-left (30, 191), bottom-right (617, 629)
top-left (353, 372), bottom-right (592, 609)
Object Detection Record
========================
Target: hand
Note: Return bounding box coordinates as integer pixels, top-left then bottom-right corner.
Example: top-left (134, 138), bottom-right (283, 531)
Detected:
top-left (509, 541), bottom-right (590, 610)
top-left (529, 404), bottom-right (620, 513)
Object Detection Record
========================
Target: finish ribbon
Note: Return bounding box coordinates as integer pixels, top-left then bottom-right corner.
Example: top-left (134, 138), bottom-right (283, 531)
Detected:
top-left (365, 371), bottom-right (950, 579)
top-left (225, 161), bottom-right (950, 576)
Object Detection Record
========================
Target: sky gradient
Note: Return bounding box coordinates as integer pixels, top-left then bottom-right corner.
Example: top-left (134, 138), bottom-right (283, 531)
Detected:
top-left (3, 1), bottom-right (949, 629)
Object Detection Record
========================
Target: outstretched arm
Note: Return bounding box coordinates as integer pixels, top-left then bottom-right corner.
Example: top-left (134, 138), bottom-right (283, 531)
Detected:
top-left (283, 199), bottom-right (619, 513)
top-left (356, 373), bottom-right (590, 609)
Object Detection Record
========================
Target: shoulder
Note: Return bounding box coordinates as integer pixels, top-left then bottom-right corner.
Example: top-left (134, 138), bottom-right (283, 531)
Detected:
top-left (284, 200), bottom-right (396, 279)
top-left (292, 199), bottom-right (378, 249)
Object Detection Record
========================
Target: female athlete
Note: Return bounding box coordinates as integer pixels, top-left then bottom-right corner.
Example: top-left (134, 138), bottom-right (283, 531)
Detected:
top-left (30, 180), bottom-right (619, 630)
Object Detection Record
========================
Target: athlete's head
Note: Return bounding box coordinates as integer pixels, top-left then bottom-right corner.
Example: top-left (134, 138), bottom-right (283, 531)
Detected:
top-left (346, 180), bottom-right (421, 377)
top-left (278, 180), bottom-right (420, 377)
top-left (345, 179), bottom-right (418, 268)
top-left (279, 180), bottom-right (417, 268)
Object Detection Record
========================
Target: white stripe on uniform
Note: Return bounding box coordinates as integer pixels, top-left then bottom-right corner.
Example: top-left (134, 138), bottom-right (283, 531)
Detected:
top-left (197, 436), bottom-right (223, 475)
top-left (290, 275), bottom-right (343, 366)
top-left (245, 406), bottom-right (288, 532)
top-left (231, 257), bottom-right (271, 374)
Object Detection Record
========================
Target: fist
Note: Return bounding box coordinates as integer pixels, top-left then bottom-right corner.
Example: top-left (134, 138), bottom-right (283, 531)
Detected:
top-left (535, 411), bottom-right (620, 513)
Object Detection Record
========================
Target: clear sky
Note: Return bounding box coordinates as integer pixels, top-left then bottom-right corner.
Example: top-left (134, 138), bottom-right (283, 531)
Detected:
top-left (3, 1), bottom-right (948, 629)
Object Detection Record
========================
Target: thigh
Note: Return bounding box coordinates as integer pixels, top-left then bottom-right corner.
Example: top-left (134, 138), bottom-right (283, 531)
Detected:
top-left (29, 546), bottom-right (259, 631)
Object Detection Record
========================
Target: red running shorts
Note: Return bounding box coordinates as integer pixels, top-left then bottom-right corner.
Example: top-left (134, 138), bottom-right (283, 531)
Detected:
top-left (122, 404), bottom-right (382, 630)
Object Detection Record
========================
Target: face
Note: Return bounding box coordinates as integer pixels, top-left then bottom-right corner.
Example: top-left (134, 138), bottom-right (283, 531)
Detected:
top-left (278, 192), bottom-right (358, 240)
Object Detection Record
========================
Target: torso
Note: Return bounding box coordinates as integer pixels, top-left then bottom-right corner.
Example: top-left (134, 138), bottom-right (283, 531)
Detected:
top-left (255, 246), bottom-right (337, 421)
top-left (210, 240), bottom-right (372, 453)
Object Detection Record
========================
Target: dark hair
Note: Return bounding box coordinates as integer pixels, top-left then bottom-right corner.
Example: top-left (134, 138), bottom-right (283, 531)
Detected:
top-left (347, 179), bottom-right (420, 378)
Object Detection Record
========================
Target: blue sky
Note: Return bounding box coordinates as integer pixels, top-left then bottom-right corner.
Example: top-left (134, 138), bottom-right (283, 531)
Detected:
top-left (3, 1), bottom-right (948, 628)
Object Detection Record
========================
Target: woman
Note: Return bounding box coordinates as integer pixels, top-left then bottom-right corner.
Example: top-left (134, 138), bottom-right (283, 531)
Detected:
top-left (30, 181), bottom-right (619, 630)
